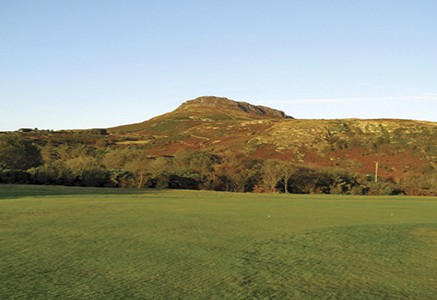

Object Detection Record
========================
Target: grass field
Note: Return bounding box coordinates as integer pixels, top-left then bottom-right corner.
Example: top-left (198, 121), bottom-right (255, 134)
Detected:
top-left (1, 185), bottom-right (436, 299)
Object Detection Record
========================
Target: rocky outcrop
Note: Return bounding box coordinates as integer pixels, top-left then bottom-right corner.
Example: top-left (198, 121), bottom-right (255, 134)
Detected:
top-left (177, 96), bottom-right (292, 119)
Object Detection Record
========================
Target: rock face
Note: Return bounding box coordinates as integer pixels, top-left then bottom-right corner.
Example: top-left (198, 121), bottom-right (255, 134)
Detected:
top-left (177, 96), bottom-right (292, 119)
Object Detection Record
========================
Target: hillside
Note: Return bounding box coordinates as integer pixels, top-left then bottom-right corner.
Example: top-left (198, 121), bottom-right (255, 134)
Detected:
top-left (110, 96), bottom-right (291, 134)
top-left (107, 96), bottom-right (436, 183)
top-left (1, 96), bottom-right (436, 195)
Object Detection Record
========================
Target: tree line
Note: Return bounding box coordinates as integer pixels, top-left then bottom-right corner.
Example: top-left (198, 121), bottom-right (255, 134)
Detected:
top-left (0, 135), bottom-right (435, 195)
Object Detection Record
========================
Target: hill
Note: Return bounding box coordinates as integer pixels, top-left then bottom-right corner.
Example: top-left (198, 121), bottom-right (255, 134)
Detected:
top-left (110, 96), bottom-right (291, 134)
top-left (107, 96), bottom-right (436, 184)
top-left (1, 96), bottom-right (436, 195)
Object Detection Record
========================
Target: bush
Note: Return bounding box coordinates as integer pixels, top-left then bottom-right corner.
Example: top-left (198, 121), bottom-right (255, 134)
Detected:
top-left (107, 170), bottom-right (135, 188)
top-left (364, 181), bottom-right (399, 196)
top-left (0, 169), bottom-right (31, 184)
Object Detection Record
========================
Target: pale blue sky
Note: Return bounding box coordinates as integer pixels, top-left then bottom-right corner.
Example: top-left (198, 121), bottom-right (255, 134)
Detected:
top-left (1, 0), bottom-right (436, 130)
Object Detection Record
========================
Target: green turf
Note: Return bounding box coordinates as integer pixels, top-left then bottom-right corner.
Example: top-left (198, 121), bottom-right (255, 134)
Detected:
top-left (1, 185), bottom-right (436, 299)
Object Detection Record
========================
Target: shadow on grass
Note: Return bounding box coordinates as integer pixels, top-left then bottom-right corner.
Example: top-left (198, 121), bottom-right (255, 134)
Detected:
top-left (0, 184), bottom-right (157, 200)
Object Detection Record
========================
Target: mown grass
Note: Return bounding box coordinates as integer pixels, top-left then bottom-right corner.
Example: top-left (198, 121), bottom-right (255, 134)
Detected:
top-left (1, 185), bottom-right (436, 299)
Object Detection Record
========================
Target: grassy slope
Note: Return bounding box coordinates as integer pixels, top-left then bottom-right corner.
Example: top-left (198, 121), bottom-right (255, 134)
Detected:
top-left (1, 185), bottom-right (436, 299)
top-left (107, 110), bottom-right (437, 181)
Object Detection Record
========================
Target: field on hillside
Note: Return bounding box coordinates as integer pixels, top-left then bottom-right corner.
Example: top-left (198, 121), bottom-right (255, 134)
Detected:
top-left (1, 185), bottom-right (436, 299)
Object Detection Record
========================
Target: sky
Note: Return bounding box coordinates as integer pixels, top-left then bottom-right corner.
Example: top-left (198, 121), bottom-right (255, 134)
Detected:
top-left (1, 0), bottom-right (436, 131)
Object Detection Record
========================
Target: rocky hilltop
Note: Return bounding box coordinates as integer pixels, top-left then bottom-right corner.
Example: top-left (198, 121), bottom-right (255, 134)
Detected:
top-left (176, 96), bottom-right (291, 119)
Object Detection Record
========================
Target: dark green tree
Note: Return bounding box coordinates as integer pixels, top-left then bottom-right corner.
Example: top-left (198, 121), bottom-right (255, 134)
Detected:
top-left (0, 135), bottom-right (42, 170)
